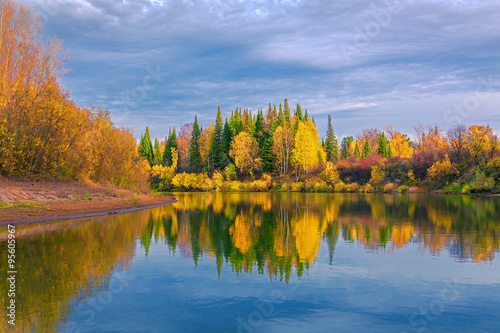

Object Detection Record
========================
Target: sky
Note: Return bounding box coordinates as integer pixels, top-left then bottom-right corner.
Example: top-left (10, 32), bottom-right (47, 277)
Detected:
top-left (22, 0), bottom-right (500, 141)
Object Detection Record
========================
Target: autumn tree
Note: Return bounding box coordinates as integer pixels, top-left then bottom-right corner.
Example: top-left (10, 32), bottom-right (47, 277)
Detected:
top-left (199, 123), bottom-right (214, 173)
top-left (273, 124), bottom-right (294, 174)
top-left (340, 136), bottom-right (354, 159)
top-left (292, 119), bottom-right (323, 174)
top-left (177, 123), bottom-right (193, 172)
top-left (464, 125), bottom-right (500, 164)
top-left (389, 132), bottom-right (413, 159)
top-left (230, 131), bottom-right (262, 175)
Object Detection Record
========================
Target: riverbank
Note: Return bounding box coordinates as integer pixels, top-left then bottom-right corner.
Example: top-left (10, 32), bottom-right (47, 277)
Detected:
top-left (0, 178), bottom-right (176, 225)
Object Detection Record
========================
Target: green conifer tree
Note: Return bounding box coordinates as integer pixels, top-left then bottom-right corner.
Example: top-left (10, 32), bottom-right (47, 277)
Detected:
top-left (284, 99), bottom-right (291, 124)
top-left (325, 115), bottom-right (339, 162)
top-left (164, 127), bottom-right (178, 167)
top-left (222, 118), bottom-right (233, 166)
top-left (189, 115), bottom-right (202, 173)
top-left (362, 139), bottom-right (371, 159)
top-left (377, 133), bottom-right (388, 157)
top-left (211, 107), bottom-right (224, 170)
top-left (139, 127), bottom-right (154, 165)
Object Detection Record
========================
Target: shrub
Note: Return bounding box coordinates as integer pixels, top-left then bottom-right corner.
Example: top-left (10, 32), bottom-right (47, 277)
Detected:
top-left (224, 164), bottom-right (237, 181)
top-left (290, 182), bottom-right (304, 192)
top-left (370, 165), bottom-right (385, 188)
top-left (335, 181), bottom-right (347, 193)
top-left (426, 155), bottom-right (458, 186)
top-left (323, 162), bottom-right (339, 185)
top-left (213, 171), bottom-right (225, 191)
top-left (364, 184), bottom-right (374, 193)
top-left (398, 185), bottom-right (408, 193)
top-left (384, 183), bottom-right (395, 193)
top-left (250, 174), bottom-right (272, 191)
top-left (471, 171), bottom-right (495, 192)
top-left (462, 185), bottom-right (471, 194)
top-left (350, 183), bottom-right (359, 193)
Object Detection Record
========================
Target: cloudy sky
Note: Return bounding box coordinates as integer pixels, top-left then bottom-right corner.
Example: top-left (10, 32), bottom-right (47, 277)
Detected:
top-left (23, 0), bottom-right (500, 140)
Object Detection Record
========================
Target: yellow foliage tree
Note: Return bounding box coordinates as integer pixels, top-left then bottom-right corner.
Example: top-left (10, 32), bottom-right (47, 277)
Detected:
top-left (292, 119), bottom-right (323, 174)
top-left (389, 132), bottom-right (413, 159)
top-left (229, 131), bottom-right (262, 175)
top-left (272, 124), bottom-right (294, 174)
top-left (464, 125), bottom-right (499, 164)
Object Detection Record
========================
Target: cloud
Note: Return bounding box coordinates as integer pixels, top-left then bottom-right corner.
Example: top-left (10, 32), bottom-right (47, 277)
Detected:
top-left (22, 0), bottom-right (500, 140)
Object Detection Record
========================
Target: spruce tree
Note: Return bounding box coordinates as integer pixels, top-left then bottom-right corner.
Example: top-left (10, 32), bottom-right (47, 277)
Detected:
top-left (164, 127), bottom-right (178, 167)
top-left (153, 138), bottom-right (161, 165)
top-left (377, 133), bottom-right (388, 157)
top-left (284, 99), bottom-right (291, 124)
top-left (211, 107), bottom-right (224, 170)
top-left (254, 109), bottom-right (265, 148)
top-left (139, 127), bottom-right (154, 165)
top-left (295, 103), bottom-right (303, 122)
top-left (362, 139), bottom-right (371, 159)
top-left (222, 118), bottom-right (233, 166)
top-left (189, 115), bottom-right (202, 173)
top-left (325, 115), bottom-right (339, 162)
top-left (277, 104), bottom-right (285, 127)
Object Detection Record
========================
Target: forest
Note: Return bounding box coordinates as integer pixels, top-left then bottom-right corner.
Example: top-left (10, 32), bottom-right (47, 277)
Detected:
top-left (0, 0), bottom-right (149, 189)
top-left (141, 102), bottom-right (500, 194)
top-left (1, 0), bottom-right (499, 195)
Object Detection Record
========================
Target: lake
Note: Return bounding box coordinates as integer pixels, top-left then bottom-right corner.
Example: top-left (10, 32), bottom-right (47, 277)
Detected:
top-left (1, 192), bottom-right (499, 332)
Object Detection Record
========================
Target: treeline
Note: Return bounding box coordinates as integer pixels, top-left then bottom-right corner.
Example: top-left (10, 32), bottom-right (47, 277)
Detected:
top-left (0, 0), bottom-right (149, 188)
top-left (143, 102), bottom-right (500, 194)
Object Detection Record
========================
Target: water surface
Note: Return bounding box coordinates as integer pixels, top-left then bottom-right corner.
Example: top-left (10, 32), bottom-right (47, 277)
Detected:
top-left (1, 193), bottom-right (499, 332)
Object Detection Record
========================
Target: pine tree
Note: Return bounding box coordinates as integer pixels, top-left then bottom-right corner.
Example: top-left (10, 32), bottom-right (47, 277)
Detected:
top-left (254, 109), bottom-right (265, 148)
top-left (304, 109), bottom-right (309, 121)
top-left (362, 139), bottom-right (371, 159)
top-left (189, 115), bottom-right (202, 173)
top-left (262, 136), bottom-right (275, 172)
top-left (164, 127), bottom-right (178, 167)
top-left (222, 118), bottom-right (233, 166)
top-left (325, 115), bottom-right (339, 162)
top-left (153, 138), bottom-right (162, 165)
top-left (243, 109), bottom-right (255, 136)
top-left (284, 99), bottom-right (291, 124)
top-left (139, 126), bottom-right (154, 165)
top-left (277, 104), bottom-right (285, 127)
top-left (377, 133), bottom-right (388, 157)
top-left (295, 103), bottom-right (303, 122)
top-left (211, 107), bottom-right (224, 170)
top-left (230, 108), bottom-right (243, 136)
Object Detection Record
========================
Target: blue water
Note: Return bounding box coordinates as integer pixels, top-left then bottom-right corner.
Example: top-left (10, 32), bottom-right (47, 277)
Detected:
top-left (1, 193), bottom-right (499, 332)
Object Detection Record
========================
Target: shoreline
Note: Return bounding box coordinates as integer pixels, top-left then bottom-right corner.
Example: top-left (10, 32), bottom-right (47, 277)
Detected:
top-left (0, 198), bottom-right (177, 226)
top-left (0, 179), bottom-right (177, 225)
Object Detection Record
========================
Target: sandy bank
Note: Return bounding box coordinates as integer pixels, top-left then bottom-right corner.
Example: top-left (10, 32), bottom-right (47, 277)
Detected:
top-left (0, 178), bottom-right (176, 225)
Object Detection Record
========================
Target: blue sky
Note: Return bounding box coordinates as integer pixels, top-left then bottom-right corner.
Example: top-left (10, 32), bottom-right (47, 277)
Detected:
top-left (23, 0), bottom-right (500, 141)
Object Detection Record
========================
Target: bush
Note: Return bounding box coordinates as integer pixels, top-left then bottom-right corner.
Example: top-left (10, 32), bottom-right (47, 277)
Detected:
top-left (471, 171), bottom-right (495, 192)
top-left (213, 171), bottom-right (225, 191)
top-left (335, 181), bottom-right (348, 193)
top-left (350, 183), bottom-right (359, 193)
top-left (426, 155), bottom-right (458, 186)
top-left (290, 182), bottom-right (304, 192)
top-left (370, 165), bottom-right (385, 188)
top-left (462, 185), bottom-right (471, 194)
top-left (250, 174), bottom-right (272, 191)
top-left (384, 183), bottom-right (395, 193)
top-left (398, 185), bottom-right (408, 193)
top-left (323, 162), bottom-right (339, 185)
top-left (364, 184), bottom-right (374, 193)
top-left (224, 164), bottom-right (237, 181)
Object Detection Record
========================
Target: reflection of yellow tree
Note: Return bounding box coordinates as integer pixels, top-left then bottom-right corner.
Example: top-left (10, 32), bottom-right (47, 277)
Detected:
top-left (292, 212), bottom-right (326, 263)
top-left (230, 213), bottom-right (260, 254)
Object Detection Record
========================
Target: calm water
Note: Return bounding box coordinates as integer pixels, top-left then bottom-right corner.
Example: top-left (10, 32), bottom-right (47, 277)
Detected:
top-left (1, 193), bottom-right (499, 333)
